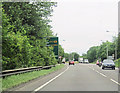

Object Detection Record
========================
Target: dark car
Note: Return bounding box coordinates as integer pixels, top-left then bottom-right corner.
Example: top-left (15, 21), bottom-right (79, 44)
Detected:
top-left (69, 61), bottom-right (74, 65)
top-left (102, 59), bottom-right (115, 70)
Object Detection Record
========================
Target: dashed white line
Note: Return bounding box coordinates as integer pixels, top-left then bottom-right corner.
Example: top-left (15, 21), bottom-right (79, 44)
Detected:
top-left (99, 73), bottom-right (107, 77)
top-left (110, 79), bottom-right (120, 85)
top-left (95, 70), bottom-right (100, 73)
top-left (89, 66), bottom-right (107, 78)
top-left (89, 66), bottom-right (120, 86)
top-left (32, 66), bottom-right (69, 93)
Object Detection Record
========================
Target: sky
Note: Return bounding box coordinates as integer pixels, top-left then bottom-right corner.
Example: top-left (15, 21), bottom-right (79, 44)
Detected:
top-left (50, 0), bottom-right (119, 56)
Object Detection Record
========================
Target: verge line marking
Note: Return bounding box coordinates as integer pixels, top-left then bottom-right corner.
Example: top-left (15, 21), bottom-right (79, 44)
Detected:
top-left (99, 73), bottom-right (107, 77)
top-left (32, 66), bottom-right (69, 92)
top-left (110, 79), bottom-right (120, 85)
top-left (96, 70), bottom-right (99, 73)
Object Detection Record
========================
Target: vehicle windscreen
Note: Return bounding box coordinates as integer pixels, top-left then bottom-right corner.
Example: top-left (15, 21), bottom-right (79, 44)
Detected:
top-left (103, 60), bottom-right (114, 63)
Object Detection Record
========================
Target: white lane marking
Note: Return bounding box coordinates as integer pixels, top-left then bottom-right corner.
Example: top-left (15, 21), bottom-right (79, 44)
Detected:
top-left (32, 66), bottom-right (69, 92)
top-left (110, 79), bottom-right (120, 85)
top-left (89, 66), bottom-right (107, 78)
top-left (99, 73), bottom-right (107, 77)
top-left (89, 66), bottom-right (120, 85)
top-left (95, 70), bottom-right (99, 73)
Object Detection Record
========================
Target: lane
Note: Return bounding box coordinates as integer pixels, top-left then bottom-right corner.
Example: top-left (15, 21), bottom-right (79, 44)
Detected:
top-left (39, 63), bottom-right (118, 91)
top-left (88, 64), bottom-right (118, 82)
top-left (9, 63), bottom-right (119, 92)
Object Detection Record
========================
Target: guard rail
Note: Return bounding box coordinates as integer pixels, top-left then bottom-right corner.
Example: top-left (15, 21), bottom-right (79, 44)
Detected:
top-left (1, 65), bottom-right (55, 78)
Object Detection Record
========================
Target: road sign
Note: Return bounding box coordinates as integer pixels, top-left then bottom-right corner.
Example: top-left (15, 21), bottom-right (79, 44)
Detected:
top-left (48, 37), bottom-right (59, 59)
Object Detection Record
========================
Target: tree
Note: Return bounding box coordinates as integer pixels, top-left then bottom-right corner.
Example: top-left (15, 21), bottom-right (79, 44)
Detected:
top-left (64, 53), bottom-right (69, 61)
top-left (58, 45), bottom-right (64, 63)
top-left (87, 46), bottom-right (98, 63)
top-left (71, 52), bottom-right (79, 61)
top-left (117, 33), bottom-right (120, 58)
top-left (82, 53), bottom-right (87, 59)
top-left (86, 39), bottom-right (117, 63)
top-left (2, 2), bottom-right (58, 70)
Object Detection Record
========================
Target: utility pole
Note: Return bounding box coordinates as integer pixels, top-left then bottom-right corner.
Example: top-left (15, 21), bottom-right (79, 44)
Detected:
top-left (106, 31), bottom-right (118, 60)
top-left (115, 34), bottom-right (117, 60)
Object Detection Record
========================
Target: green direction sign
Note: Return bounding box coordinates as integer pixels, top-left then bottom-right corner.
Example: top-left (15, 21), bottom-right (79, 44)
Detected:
top-left (49, 37), bottom-right (59, 59)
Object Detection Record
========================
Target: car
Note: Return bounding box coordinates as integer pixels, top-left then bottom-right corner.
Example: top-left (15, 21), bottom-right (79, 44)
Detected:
top-left (69, 61), bottom-right (74, 65)
top-left (102, 59), bottom-right (115, 70)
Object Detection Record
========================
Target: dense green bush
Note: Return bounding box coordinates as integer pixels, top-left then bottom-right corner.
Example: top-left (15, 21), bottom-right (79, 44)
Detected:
top-left (114, 58), bottom-right (120, 67)
top-left (2, 2), bottom-right (59, 70)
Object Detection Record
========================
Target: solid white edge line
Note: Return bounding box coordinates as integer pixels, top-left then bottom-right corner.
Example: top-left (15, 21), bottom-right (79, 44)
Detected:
top-left (110, 79), bottom-right (120, 85)
top-left (32, 66), bottom-right (69, 92)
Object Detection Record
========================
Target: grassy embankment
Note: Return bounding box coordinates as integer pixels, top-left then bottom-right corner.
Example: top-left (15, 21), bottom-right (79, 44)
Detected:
top-left (90, 61), bottom-right (96, 64)
top-left (114, 58), bottom-right (120, 68)
top-left (2, 64), bottom-right (65, 91)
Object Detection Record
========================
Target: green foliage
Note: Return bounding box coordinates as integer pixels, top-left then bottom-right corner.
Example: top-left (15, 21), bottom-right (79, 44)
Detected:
top-left (82, 53), bottom-right (87, 59)
top-left (64, 52), bottom-right (80, 61)
top-left (64, 53), bottom-right (69, 61)
top-left (114, 58), bottom-right (120, 67)
top-left (2, 2), bottom-right (58, 70)
top-left (87, 46), bottom-right (98, 63)
top-left (118, 33), bottom-right (120, 58)
top-left (71, 52), bottom-right (79, 61)
top-left (87, 39), bottom-right (118, 63)
top-left (58, 45), bottom-right (64, 63)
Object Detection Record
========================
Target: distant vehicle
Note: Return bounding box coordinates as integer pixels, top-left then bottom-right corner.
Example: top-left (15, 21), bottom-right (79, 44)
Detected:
top-left (102, 59), bottom-right (115, 70)
top-left (84, 59), bottom-right (89, 64)
top-left (78, 58), bottom-right (83, 63)
top-left (69, 61), bottom-right (75, 65)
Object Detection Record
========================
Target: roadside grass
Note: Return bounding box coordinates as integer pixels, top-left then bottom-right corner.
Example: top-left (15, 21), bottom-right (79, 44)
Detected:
top-left (90, 61), bottom-right (96, 64)
top-left (0, 78), bottom-right (2, 92)
top-left (2, 64), bottom-right (65, 91)
top-left (74, 61), bottom-right (79, 64)
top-left (114, 58), bottom-right (120, 68)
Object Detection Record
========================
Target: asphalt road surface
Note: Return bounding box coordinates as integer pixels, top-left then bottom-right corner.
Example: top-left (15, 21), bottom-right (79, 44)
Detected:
top-left (9, 63), bottom-right (119, 92)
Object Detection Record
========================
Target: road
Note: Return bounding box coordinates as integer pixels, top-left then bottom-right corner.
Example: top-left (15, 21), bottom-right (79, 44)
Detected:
top-left (8, 63), bottom-right (119, 92)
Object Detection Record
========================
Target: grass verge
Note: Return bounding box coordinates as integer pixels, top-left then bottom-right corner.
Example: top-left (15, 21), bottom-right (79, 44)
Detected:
top-left (2, 64), bottom-right (65, 91)
top-left (90, 61), bottom-right (96, 64)
top-left (114, 58), bottom-right (120, 68)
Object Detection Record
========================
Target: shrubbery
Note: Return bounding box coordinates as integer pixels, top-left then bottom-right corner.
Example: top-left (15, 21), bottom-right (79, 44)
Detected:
top-left (2, 2), bottom-right (59, 70)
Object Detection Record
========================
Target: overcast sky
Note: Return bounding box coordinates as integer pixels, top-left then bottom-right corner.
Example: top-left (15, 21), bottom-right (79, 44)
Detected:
top-left (50, 0), bottom-right (119, 56)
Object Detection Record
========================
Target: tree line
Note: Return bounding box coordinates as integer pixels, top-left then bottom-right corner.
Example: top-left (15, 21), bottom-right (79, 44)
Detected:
top-left (64, 52), bottom-right (80, 61)
top-left (2, 2), bottom-right (64, 70)
top-left (64, 35), bottom-right (120, 63)
top-left (85, 36), bottom-right (119, 63)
